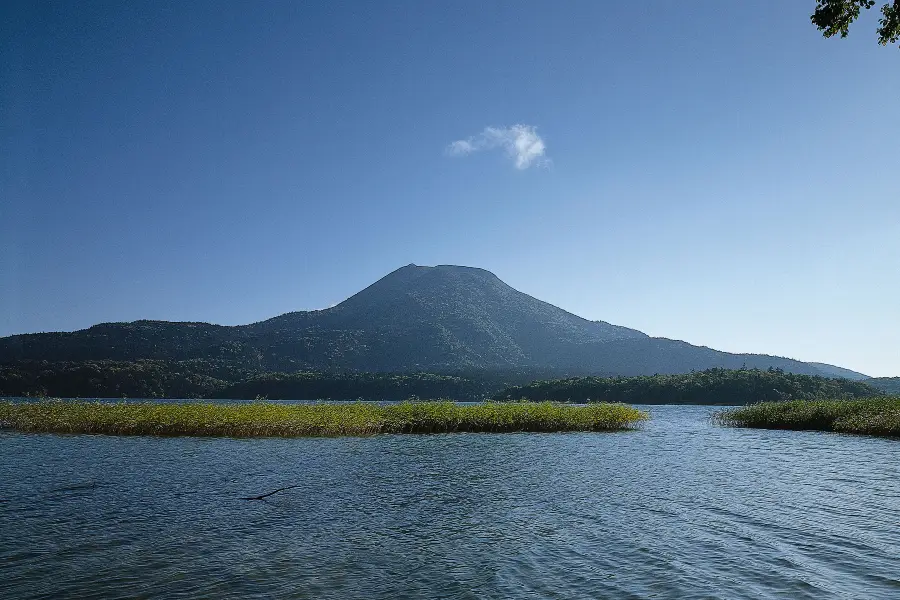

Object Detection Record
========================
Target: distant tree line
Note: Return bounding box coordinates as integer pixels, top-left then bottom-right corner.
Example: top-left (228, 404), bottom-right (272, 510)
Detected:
top-left (0, 360), bottom-right (250, 399)
top-left (867, 377), bottom-right (900, 394)
top-left (492, 368), bottom-right (882, 405)
top-left (210, 371), bottom-right (490, 401)
top-left (1, 361), bottom-right (888, 404)
top-left (0, 360), bottom-right (509, 400)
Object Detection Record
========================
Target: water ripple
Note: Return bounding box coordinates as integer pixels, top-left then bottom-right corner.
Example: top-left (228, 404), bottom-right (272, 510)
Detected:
top-left (2, 406), bottom-right (899, 599)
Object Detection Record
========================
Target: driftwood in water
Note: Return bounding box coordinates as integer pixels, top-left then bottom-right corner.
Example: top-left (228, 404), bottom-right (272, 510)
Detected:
top-left (241, 485), bottom-right (301, 501)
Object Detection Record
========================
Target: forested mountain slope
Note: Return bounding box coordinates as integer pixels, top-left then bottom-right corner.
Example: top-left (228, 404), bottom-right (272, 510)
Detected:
top-left (0, 264), bottom-right (857, 378)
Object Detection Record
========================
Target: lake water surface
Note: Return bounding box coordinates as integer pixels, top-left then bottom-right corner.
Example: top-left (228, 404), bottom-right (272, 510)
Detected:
top-left (1, 405), bottom-right (898, 599)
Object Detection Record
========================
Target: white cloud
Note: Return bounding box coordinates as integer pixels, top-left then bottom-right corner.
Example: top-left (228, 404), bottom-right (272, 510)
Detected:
top-left (446, 139), bottom-right (475, 155)
top-left (445, 124), bottom-right (548, 169)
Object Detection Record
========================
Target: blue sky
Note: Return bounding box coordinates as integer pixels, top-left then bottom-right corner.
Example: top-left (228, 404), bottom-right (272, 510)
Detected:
top-left (2, 1), bottom-right (898, 375)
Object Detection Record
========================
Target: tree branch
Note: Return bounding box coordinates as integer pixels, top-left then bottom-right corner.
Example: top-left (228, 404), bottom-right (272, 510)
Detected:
top-left (241, 485), bottom-right (301, 501)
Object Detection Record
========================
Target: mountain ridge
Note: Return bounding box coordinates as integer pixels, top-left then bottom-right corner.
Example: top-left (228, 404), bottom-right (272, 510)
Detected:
top-left (0, 264), bottom-right (868, 379)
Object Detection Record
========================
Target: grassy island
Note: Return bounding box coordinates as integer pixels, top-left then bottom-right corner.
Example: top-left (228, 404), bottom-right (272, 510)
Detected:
top-left (0, 400), bottom-right (648, 438)
top-left (716, 398), bottom-right (900, 438)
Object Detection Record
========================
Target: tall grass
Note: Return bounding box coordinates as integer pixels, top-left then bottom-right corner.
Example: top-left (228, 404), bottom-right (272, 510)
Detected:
top-left (716, 398), bottom-right (900, 437)
top-left (0, 400), bottom-right (648, 438)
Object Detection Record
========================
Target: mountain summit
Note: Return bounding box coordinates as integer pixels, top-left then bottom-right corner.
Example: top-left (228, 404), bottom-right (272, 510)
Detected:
top-left (251, 264), bottom-right (647, 370)
top-left (0, 264), bottom-right (861, 377)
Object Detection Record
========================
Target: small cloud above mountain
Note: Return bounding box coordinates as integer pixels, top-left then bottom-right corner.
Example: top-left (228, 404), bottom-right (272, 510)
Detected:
top-left (446, 124), bottom-right (548, 170)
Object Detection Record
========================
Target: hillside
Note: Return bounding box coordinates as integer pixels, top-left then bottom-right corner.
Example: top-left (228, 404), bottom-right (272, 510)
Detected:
top-left (0, 360), bottom-right (500, 400)
top-left (0, 360), bottom-right (240, 399)
top-left (867, 377), bottom-right (900, 395)
top-left (806, 362), bottom-right (869, 380)
top-left (493, 369), bottom-right (882, 405)
top-left (0, 264), bottom-right (862, 379)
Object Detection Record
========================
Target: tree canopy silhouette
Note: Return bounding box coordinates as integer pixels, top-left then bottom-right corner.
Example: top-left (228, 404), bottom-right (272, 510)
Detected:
top-left (812, 0), bottom-right (900, 46)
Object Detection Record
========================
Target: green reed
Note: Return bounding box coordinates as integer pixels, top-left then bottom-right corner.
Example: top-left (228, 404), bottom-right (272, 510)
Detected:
top-left (0, 400), bottom-right (648, 438)
top-left (716, 398), bottom-right (900, 438)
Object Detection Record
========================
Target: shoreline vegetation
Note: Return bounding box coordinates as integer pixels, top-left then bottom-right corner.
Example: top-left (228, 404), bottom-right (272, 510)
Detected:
top-left (494, 368), bottom-right (880, 405)
top-left (716, 398), bottom-right (900, 438)
top-left (1, 363), bottom-right (887, 405)
top-left (0, 361), bottom-right (548, 401)
top-left (0, 400), bottom-right (649, 438)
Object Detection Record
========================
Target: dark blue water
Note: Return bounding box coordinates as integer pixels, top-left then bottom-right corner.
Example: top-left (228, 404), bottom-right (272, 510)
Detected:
top-left (2, 405), bottom-right (899, 599)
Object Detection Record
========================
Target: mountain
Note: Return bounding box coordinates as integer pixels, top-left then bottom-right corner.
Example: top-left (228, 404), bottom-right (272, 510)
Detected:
top-left (867, 377), bottom-right (900, 395)
top-left (807, 362), bottom-right (869, 381)
top-left (0, 264), bottom-right (858, 378)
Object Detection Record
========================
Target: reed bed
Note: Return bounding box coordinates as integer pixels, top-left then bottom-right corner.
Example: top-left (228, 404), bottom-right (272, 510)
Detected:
top-left (716, 398), bottom-right (900, 438)
top-left (0, 400), bottom-right (648, 438)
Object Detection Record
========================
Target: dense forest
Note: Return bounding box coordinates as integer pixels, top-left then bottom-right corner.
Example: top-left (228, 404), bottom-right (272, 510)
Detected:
top-left (1, 361), bottom-right (889, 405)
top-left (492, 368), bottom-right (883, 405)
top-left (210, 371), bottom-right (491, 400)
top-left (0, 360), bottom-right (252, 399)
top-left (867, 377), bottom-right (900, 395)
top-left (0, 360), bottom-right (546, 400)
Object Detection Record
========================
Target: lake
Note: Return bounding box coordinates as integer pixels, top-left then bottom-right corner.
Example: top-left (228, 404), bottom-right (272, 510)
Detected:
top-left (1, 405), bottom-right (898, 599)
